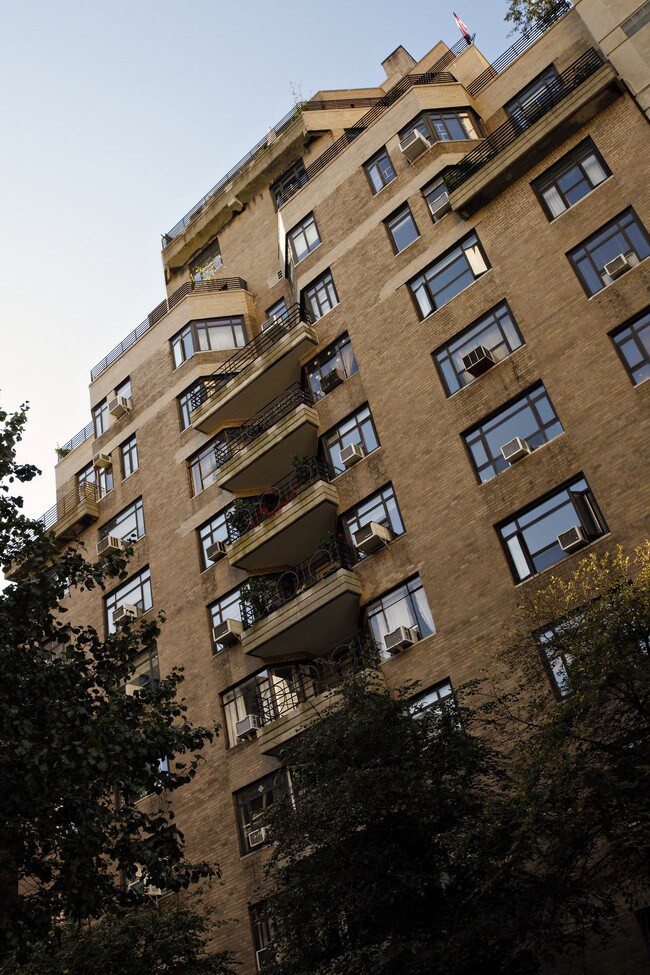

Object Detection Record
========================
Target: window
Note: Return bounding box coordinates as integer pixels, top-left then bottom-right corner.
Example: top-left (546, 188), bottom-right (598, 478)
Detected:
top-left (188, 433), bottom-right (229, 495)
top-left (611, 307), bottom-right (650, 386)
top-left (301, 270), bottom-right (339, 321)
top-left (234, 770), bottom-right (290, 854)
top-left (99, 497), bottom-right (145, 543)
top-left (209, 587), bottom-right (243, 651)
top-left (343, 484), bottom-right (405, 557)
top-left (506, 66), bottom-right (561, 129)
top-left (569, 210), bottom-right (650, 296)
top-left (222, 665), bottom-right (315, 745)
top-left (533, 140), bottom-right (610, 220)
top-left (178, 378), bottom-right (209, 431)
top-left (190, 239), bottom-right (223, 283)
top-left (433, 302), bottom-right (524, 396)
top-left (622, 1), bottom-right (650, 38)
top-left (364, 147), bottom-right (396, 194)
top-left (322, 404), bottom-right (380, 475)
top-left (92, 399), bottom-right (108, 438)
top-left (409, 232), bottom-right (490, 318)
top-left (401, 109), bottom-right (480, 144)
top-left (171, 317), bottom-right (246, 367)
top-left (304, 333), bottom-right (358, 400)
top-left (250, 902), bottom-right (276, 970)
top-left (537, 621), bottom-right (577, 698)
top-left (422, 177), bottom-right (450, 222)
top-left (120, 435), bottom-right (139, 479)
top-left (366, 576), bottom-right (435, 652)
top-left (115, 377), bottom-right (132, 401)
top-left (265, 298), bottom-right (288, 329)
top-left (105, 567), bottom-right (152, 634)
top-left (463, 383), bottom-right (564, 484)
top-left (497, 475), bottom-right (608, 583)
top-left (127, 647), bottom-right (161, 696)
top-left (271, 159), bottom-right (307, 209)
top-left (287, 213), bottom-right (321, 264)
top-left (385, 205), bottom-right (419, 254)
top-left (409, 678), bottom-right (456, 716)
top-left (198, 507), bottom-right (233, 569)
top-left (77, 461), bottom-right (113, 498)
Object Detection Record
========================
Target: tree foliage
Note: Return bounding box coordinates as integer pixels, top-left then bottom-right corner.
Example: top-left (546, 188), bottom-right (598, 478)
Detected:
top-left (504, 0), bottom-right (570, 34)
top-left (0, 404), bottom-right (217, 956)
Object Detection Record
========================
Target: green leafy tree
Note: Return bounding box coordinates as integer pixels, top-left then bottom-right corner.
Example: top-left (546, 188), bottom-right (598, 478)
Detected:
top-left (504, 0), bottom-right (571, 33)
top-left (0, 404), bottom-right (217, 957)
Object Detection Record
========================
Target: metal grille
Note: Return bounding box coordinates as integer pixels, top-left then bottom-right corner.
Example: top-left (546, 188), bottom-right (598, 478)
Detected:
top-left (214, 384), bottom-right (313, 470)
top-left (58, 421), bottom-right (94, 455)
top-left (39, 482), bottom-right (100, 532)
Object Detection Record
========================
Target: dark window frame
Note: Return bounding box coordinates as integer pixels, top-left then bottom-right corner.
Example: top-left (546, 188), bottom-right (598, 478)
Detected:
top-left (342, 483), bottom-right (405, 558)
top-left (77, 461), bottom-right (113, 497)
top-left (322, 403), bottom-right (380, 476)
top-left (304, 333), bottom-right (358, 400)
top-left (400, 108), bottom-right (481, 144)
top-left (271, 159), bottom-right (307, 209)
top-left (301, 269), bottom-right (339, 321)
top-left (105, 566), bottom-right (152, 634)
top-left (532, 138), bottom-right (611, 221)
top-left (610, 306), bottom-right (650, 386)
top-left (385, 204), bottom-right (420, 254)
top-left (115, 377), bottom-right (132, 401)
top-left (234, 770), bottom-right (290, 855)
top-left (366, 575), bottom-right (435, 652)
top-left (198, 506), bottom-right (234, 570)
top-left (170, 317), bottom-right (246, 368)
top-left (409, 678), bottom-right (456, 716)
top-left (287, 212), bottom-right (321, 264)
top-left (364, 147), bottom-right (397, 194)
top-left (408, 232), bottom-right (490, 319)
top-left (209, 586), bottom-right (244, 651)
top-left (188, 433), bottom-right (229, 496)
top-left (190, 239), bottom-right (223, 283)
top-left (99, 497), bottom-right (145, 542)
top-left (92, 399), bottom-right (109, 438)
top-left (568, 208), bottom-right (650, 297)
top-left (505, 65), bottom-right (561, 129)
top-left (120, 434), bottom-right (139, 479)
top-left (622, 1), bottom-right (650, 38)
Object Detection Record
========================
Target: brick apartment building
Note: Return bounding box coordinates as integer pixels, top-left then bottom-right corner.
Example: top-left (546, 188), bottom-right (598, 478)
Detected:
top-left (32, 1), bottom-right (650, 970)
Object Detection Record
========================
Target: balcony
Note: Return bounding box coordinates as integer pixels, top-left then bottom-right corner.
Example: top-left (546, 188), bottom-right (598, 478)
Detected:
top-left (214, 385), bottom-right (319, 494)
top-left (240, 541), bottom-right (362, 661)
top-left (254, 636), bottom-right (381, 755)
top-left (225, 459), bottom-right (339, 572)
top-left (445, 50), bottom-right (620, 216)
top-left (189, 305), bottom-right (318, 436)
top-left (40, 482), bottom-right (100, 542)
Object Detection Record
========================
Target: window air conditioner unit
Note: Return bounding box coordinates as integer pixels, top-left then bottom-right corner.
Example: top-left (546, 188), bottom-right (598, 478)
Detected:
top-left (212, 618), bottom-right (244, 648)
top-left (320, 368), bottom-right (345, 395)
top-left (113, 604), bottom-right (140, 625)
top-left (429, 192), bottom-right (452, 220)
top-left (501, 437), bottom-right (532, 464)
top-left (235, 714), bottom-right (261, 740)
top-left (557, 526), bottom-right (587, 553)
top-left (354, 521), bottom-right (392, 555)
top-left (248, 826), bottom-right (268, 849)
top-left (603, 253), bottom-right (631, 280)
top-left (93, 452), bottom-right (112, 469)
top-left (256, 947), bottom-right (274, 970)
top-left (108, 395), bottom-right (132, 419)
top-left (384, 625), bottom-right (419, 655)
top-left (461, 345), bottom-right (495, 378)
top-left (339, 443), bottom-right (366, 469)
top-left (206, 540), bottom-right (227, 563)
top-left (399, 129), bottom-right (431, 162)
top-left (267, 269), bottom-right (284, 289)
top-left (96, 535), bottom-right (123, 557)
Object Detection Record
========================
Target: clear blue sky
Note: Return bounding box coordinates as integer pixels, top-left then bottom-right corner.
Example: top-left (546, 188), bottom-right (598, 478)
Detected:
top-left (0, 0), bottom-right (512, 518)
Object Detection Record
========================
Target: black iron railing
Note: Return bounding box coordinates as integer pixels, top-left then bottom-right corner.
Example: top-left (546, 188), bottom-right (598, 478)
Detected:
top-left (225, 458), bottom-right (331, 544)
top-left (58, 421), bottom-right (94, 456)
top-left (190, 304), bottom-right (310, 413)
top-left (240, 539), bottom-right (354, 629)
top-left (444, 48), bottom-right (604, 193)
top-left (214, 383), bottom-right (313, 470)
top-left (90, 276), bottom-right (248, 382)
top-left (467, 1), bottom-right (571, 97)
top-left (256, 634), bottom-right (380, 726)
top-left (39, 482), bottom-right (100, 533)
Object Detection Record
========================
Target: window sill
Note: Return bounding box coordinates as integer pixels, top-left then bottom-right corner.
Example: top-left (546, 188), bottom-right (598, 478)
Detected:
top-left (477, 432), bottom-right (565, 485)
top-left (513, 532), bottom-right (612, 588)
top-left (370, 177), bottom-right (397, 198)
top-left (293, 241), bottom-right (322, 266)
top-left (393, 236), bottom-right (421, 258)
top-left (444, 344), bottom-right (525, 401)
top-left (311, 302), bottom-right (341, 326)
top-left (331, 445), bottom-right (381, 481)
top-left (586, 254), bottom-right (649, 300)
top-left (544, 174), bottom-right (612, 224)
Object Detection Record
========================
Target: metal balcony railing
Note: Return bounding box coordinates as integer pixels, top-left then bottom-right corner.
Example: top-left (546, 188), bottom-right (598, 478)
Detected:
top-left (256, 634), bottom-right (380, 727)
top-left (58, 421), bottom-right (94, 456)
top-left (444, 49), bottom-right (605, 194)
top-left (226, 458), bottom-right (332, 544)
top-left (240, 538), bottom-right (355, 629)
top-left (39, 481), bottom-right (100, 532)
top-left (190, 304), bottom-right (310, 413)
top-left (214, 383), bottom-right (313, 469)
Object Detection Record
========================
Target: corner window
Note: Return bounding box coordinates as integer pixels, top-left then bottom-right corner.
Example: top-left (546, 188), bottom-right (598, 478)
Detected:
top-left (190, 239), bottom-right (223, 283)
top-left (209, 587), bottom-right (243, 651)
top-left (188, 432), bottom-right (229, 495)
top-left (433, 302), bottom-right (524, 396)
top-left (171, 317), bottom-right (246, 368)
top-left (409, 232), bottom-right (490, 318)
top-left (497, 475), bottom-right (608, 583)
top-left (92, 399), bottom-right (109, 438)
top-left (271, 159), bottom-right (307, 209)
top-left (304, 333), bottom-right (358, 400)
top-left (611, 307), bottom-right (650, 386)
top-left (99, 497), bottom-right (145, 543)
top-left (77, 461), bottom-right (113, 498)
top-left (322, 404), bottom-right (380, 476)
top-left (506, 66), bottom-right (561, 130)
top-left (198, 506), bottom-right (233, 569)
top-left (343, 484), bottom-right (405, 558)
top-left (568, 209), bottom-right (650, 297)
top-left (287, 213), bottom-right (321, 264)
top-left (234, 771), bottom-right (290, 854)
top-left (105, 567), bottom-right (152, 634)
top-left (301, 270), bottom-right (339, 321)
top-left (401, 109), bottom-right (480, 144)
top-left (385, 205), bottom-right (419, 253)
top-left (120, 435), bottom-right (139, 479)
top-left (463, 383), bottom-right (564, 483)
top-left (533, 139), bottom-right (610, 220)
top-left (366, 576), bottom-right (435, 652)
top-left (364, 148), bottom-right (396, 194)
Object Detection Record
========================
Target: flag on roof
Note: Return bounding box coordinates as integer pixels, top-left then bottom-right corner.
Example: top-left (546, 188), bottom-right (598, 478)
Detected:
top-left (453, 12), bottom-right (473, 43)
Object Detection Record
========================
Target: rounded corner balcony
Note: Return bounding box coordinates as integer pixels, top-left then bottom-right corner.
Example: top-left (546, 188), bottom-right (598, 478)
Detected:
top-left (225, 459), bottom-right (339, 572)
top-left (189, 305), bottom-right (318, 436)
top-left (39, 482), bottom-right (100, 542)
top-left (213, 384), bottom-right (319, 494)
top-left (239, 541), bottom-right (362, 661)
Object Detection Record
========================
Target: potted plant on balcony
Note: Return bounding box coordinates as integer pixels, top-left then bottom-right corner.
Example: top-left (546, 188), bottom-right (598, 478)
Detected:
top-left (226, 498), bottom-right (259, 540)
top-left (240, 575), bottom-right (281, 621)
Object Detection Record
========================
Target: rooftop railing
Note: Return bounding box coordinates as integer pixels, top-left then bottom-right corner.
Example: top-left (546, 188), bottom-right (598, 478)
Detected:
top-left (214, 383), bottom-right (313, 469)
top-left (39, 482), bottom-right (100, 533)
top-left (190, 303), bottom-right (309, 414)
top-left (240, 538), bottom-right (355, 630)
top-left (444, 48), bottom-right (604, 193)
top-left (89, 275), bottom-right (248, 382)
top-left (58, 421), bottom-right (94, 456)
top-left (225, 458), bottom-right (332, 544)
